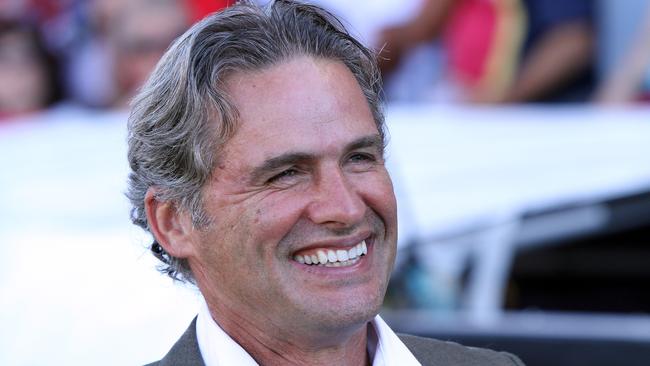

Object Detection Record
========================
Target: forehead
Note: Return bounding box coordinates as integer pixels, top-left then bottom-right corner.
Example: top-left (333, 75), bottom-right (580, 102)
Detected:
top-left (221, 56), bottom-right (379, 160)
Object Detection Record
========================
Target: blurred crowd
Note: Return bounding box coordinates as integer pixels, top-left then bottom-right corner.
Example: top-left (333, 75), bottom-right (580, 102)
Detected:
top-left (0, 0), bottom-right (232, 119)
top-left (375, 0), bottom-right (650, 104)
top-left (1, 0), bottom-right (650, 120)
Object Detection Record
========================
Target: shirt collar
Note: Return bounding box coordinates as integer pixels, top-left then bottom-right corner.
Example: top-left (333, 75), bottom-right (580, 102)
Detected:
top-left (196, 299), bottom-right (258, 366)
top-left (196, 298), bottom-right (421, 366)
top-left (369, 313), bottom-right (421, 366)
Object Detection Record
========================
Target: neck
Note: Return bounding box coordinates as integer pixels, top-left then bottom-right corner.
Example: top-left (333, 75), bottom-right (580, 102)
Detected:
top-left (206, 302), bottom-right (371, 366)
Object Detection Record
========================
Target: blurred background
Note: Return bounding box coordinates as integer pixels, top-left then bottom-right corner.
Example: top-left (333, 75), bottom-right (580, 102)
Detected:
top-left (1, 0), bottom-right (649, 365)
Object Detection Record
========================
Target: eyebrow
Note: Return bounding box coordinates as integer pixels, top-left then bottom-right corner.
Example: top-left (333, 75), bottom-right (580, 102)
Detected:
top-left (249, 133), bottom-right (384, 183)
top-left (346, 134), bottom-right (385, 154)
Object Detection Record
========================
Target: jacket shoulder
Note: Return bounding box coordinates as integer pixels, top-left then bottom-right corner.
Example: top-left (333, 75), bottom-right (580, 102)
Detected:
top-left (399, 334), bottom-right (525, 366)
top-left (143, 318), bottom-right (205, 366)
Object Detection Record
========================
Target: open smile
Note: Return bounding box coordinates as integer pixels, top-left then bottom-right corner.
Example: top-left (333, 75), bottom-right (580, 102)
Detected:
top-left (292, 240), bottom-right (369, 268)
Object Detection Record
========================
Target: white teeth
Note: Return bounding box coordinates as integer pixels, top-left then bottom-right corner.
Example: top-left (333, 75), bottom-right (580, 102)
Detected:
top-left (325, 258), bottom-right (358, 267)
top-left (336, 249), bottom-right (348, 261)
top-left (317, 250), bottom-right (328, 264)
top-left (295, 240), bottom-right (368, 266)
top-left (296, 255), bottom-right (305, 264)
top-left (327, 250), bottom-right (337, 263)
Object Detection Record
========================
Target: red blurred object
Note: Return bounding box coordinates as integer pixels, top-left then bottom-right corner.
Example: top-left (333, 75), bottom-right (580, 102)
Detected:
top-left (26, 0), bottom-right (64, 22)
top-left (185, 0), bottom-right (233, 23)
top-left (444, 0), bottom-right (497, 86)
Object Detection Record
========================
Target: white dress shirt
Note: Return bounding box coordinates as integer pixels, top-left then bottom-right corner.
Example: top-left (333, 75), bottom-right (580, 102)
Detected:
top-left (196, 299), bottom-right (421, 366)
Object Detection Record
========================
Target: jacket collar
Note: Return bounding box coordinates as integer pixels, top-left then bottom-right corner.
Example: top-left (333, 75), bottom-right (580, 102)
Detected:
top-left (156, 317), bottom-right (205, 366)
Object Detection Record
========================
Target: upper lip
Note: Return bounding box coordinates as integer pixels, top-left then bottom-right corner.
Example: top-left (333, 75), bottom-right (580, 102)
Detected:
top-left (291, 231), bottom-right (372, 253)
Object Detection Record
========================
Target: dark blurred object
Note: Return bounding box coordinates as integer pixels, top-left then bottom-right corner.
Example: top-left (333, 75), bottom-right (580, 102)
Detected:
top-left (389, 189), bottom-right (650, 313)
top-left (507, 190), bottom-right (650, 313)
top-left (0, 19), bottom-right (61, 119)
top-left (386, 187), bottom-right (650, 366)
top-left (512, 0), bottom-right (595, 103)
top-left (377, 0), bottom-right (595, 103)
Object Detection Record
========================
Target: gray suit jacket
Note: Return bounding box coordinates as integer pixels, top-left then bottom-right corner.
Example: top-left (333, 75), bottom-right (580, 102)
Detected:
top-left (146, 318), bottom-right (525, 366)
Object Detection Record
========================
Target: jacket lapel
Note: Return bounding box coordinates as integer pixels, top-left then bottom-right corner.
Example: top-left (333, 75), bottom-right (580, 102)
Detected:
top-left (157, 317), bottom-right (205, 366)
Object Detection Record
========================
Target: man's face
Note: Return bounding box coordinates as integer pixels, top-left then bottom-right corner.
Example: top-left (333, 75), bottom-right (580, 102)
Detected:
top-left (186, 56), bottom-right (397, 339)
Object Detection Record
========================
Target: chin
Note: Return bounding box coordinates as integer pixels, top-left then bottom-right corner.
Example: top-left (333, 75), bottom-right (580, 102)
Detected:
top-left (301, 290), bottom-right (385, 334)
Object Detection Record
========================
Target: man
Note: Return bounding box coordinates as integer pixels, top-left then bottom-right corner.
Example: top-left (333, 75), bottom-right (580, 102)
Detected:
top-left (127, 1), bottom-right (525, 365)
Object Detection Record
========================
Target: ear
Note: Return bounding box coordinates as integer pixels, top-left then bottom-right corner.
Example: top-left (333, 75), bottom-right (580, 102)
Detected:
top-left (145, 187), bottom-right (196, 259)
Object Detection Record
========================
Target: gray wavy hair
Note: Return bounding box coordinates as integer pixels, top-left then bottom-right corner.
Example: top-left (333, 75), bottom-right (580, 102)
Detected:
top-left (127, 0), bottom-right (385, 283)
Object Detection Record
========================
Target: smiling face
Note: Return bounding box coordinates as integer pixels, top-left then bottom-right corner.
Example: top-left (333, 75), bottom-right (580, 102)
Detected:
top-left (185, 56), bottom-right (397, 342)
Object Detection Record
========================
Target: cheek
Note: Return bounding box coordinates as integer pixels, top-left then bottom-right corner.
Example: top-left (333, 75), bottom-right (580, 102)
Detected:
top-left (358, 172), bottom-right (397, 217)
top-left (203, 192), bottom-right (308, 266)
top-left (255, 194), bottom-right (310, 244)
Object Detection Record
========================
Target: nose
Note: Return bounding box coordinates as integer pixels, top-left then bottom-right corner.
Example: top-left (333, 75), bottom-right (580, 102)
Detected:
top-left (306, 167), bottom-right (366, 227)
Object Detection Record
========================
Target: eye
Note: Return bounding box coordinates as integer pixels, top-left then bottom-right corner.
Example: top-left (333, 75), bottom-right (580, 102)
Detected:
top-left (266, 168), bottom-right (300, 184)
top-left (348, 152), bottom-right (376, 163)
